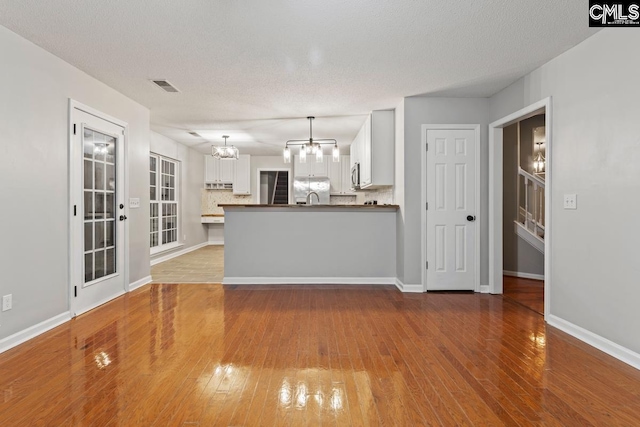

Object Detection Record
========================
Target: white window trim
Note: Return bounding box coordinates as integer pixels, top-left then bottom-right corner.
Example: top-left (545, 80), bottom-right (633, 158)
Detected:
top-left (150, 153), bottom-right (181, 253)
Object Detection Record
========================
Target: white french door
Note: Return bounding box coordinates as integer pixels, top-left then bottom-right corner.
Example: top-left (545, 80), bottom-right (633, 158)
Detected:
top-left (426, 129), bottom-right (477, 291)
top-left (71, 107), bottom-right (126, 316)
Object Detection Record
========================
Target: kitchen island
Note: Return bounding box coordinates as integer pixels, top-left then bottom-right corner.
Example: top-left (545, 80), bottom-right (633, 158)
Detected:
top-left (220, 204), bottom-right (398, 285)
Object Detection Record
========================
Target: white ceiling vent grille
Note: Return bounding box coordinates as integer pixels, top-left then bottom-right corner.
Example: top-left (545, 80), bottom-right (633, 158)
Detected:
top-left (151, 80), bottom-right (180, 93)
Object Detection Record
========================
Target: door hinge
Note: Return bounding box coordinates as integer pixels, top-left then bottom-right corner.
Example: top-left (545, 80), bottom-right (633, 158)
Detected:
top-left (73, 205), bottom-right (77, 216)
top-left (426, 202), bottom-right (428, 210)
top-left (426, 143), bottom-right (428, 151)
top-left (74, 286), bottom-right (77, 298)
top-left (426, 261), bottom-right (428, 269)
top-left (73, 124), bottom-right (76, 135)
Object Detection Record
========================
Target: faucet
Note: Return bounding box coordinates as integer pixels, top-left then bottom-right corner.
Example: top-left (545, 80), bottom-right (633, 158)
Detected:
top-left (306, 191), bottom-right (320, 205)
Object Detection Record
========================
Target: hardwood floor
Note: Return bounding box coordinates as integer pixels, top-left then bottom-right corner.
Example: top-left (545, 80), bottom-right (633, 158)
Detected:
top-left (1, 284), bottom-right (640, 426)
top-left (503, 276), bottom-right (544, 315)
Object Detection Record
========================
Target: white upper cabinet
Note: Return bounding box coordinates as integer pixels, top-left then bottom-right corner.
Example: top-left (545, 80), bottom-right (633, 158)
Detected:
top-left (294, 155), bottom-right (329, 177)
top-left (204, 156), bottom-right (236, 184)
top-left (219, 159), bottom-right (236, 183)
top-left (361, 115), bottom-right (372, 186)
top-left (233, 154), bottom-right (251, 195)
top-left (352, 110), bottom-right (394, 189)
top-left (329, 155), bottom-right (355, 195)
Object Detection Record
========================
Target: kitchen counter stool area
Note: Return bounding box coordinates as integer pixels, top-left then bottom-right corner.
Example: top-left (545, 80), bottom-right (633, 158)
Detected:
top-left (221, 204), bottom-right (397, 285)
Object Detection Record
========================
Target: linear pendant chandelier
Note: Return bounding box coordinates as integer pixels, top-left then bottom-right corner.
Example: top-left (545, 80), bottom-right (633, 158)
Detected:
top-left (212, 135), bottom-right (239, 160)
top-left (283, 116), bottom-right (339, 164)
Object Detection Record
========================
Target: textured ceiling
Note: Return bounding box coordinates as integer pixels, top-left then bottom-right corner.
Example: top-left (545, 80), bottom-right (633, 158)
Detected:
top-left (0, 0), bottom-right (596, 155)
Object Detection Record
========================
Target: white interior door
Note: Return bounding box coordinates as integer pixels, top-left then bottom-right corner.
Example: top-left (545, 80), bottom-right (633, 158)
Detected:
top-left (427, 129), bottom-right (477, 291)
top-left (71, 108), bottom-right (126, 315)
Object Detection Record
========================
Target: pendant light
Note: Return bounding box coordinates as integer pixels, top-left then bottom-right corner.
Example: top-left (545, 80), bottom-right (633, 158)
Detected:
top-left (212, 135), bottom-right (239, 160)
top-left (533, 142), bottom-right (545, 173)
top-left (283, 117), bottom-right (339, 163)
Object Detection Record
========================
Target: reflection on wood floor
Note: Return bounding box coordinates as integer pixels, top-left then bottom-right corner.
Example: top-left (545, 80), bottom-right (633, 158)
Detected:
top-left (1, 284), bottom-right (640, 426)
top-left (503, 275), bottom-right (544, 314)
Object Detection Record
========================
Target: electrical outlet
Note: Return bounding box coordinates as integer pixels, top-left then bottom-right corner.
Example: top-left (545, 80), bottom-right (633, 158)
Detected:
top-left (563, 194), bottom-right (577, 210)
top-left (2, 294), bottom-right (12, 312)
top-left (129, 198), bottom-right (140, 208)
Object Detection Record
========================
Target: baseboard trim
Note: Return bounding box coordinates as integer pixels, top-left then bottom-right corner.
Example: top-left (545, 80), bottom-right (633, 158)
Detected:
top-left (208, 241), bottom-right (224, 246)
top-left (547, 314), bottom-right (640, 371)
top-left (74, 290), bottom-right (126, 317)
top-left (223, 277), bottom-right (396, 286)
top-left (395, 279), bottom-right (424, 293)
top-left (0, 312), bottom-right (71, 354)
top-left (129, 275), bottom-right (152, 291)
top-left (150, 242), bottom-right (209, 266)
top-left (503, 270), bottom-right (544, 281)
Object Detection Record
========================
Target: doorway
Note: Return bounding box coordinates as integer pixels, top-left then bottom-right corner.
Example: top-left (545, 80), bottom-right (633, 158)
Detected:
top-left (489, 98), bottom-right (551, 319)
top-left (256, 169), bottom-right (290, 204)
top-left (502, 115), bottom-right (546, 314)
top-left (69, 101), bottom-right (128, 316)
top-left (422, 125), bottom-right (481, 292)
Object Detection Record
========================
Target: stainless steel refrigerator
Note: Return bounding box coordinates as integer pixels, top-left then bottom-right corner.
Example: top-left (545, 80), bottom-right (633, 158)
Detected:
top-left (293, 177), bottom-right (330, 204)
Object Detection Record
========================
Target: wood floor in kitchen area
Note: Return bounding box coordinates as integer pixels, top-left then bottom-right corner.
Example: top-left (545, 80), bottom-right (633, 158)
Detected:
top-left (2, 282), bottom-right (640, 426)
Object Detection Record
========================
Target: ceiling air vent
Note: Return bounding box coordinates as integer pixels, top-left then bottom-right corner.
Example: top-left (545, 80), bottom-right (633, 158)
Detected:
top-left (151, 80), bottom-right (180, 93)
top-left (188, 131), bottom-right (202, 138)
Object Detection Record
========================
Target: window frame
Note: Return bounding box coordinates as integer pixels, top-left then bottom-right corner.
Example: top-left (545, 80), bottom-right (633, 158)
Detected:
top-left (150, 153), bottom-right (181, 254)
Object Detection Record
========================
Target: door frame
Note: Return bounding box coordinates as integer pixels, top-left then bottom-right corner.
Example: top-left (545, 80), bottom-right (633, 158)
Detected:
top-left (421, 124), bottom-right (481, 293)
top-left (68, 99), bottom-right (130, 316)
top-left (488, 97), bottom-right (551, 319)
top-left (255, 168), bottom-right (292, 204)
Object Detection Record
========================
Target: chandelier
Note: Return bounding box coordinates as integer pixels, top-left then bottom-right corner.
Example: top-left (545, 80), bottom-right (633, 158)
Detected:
top-left (211, 135), bottom-right (239, 160)
top-left (533, 142), bottom-right (545, 174)
top-left (283, 117), bottom-right (339, 164)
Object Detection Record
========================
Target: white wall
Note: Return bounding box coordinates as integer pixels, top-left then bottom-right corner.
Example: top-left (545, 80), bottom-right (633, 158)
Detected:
top-left (394, 100), bottom-right (406, 282)
top-left (489, 29), bottom-right (640, 355)
top-left (0, 25), bottom-right (150, 341)
top-left (149, 132), bottom-right (207, 261)
top-left (399, 97), bottom-right (489, 286)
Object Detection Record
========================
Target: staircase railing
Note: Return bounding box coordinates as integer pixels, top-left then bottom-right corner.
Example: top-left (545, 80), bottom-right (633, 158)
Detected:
top-left (270, 172), bottom-right (279, 204)
top-left (517, 167), bottom-right (545, 236)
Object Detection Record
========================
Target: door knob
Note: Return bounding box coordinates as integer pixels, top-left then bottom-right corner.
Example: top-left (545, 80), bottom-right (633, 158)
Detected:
top-left (466, 215), bottom-right (476, 222)
top-left (119, 215), bottom-right (128, 221)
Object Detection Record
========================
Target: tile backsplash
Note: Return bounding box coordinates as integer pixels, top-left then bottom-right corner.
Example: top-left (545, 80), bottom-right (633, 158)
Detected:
top-left (363, 187), bottom-right (394, 205)
top-left (330, 195), bottom-right (358, 205)
top-left (202, 186), bottom-right (394, 214)
top-left (202, 190), bottom-right (252, 215)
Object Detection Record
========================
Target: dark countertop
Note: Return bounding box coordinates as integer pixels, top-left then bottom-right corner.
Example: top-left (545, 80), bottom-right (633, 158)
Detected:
top-left (219, 204), bottom-right (399, 209)
top-left (201, 214), bottom-right (225, 217)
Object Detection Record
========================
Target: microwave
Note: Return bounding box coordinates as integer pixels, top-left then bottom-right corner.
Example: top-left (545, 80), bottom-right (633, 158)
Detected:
top-left (351, 162), bottom-right (360, 191)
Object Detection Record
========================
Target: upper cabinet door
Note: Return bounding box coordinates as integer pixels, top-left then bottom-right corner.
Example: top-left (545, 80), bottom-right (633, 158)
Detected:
top-left (361, 115), bottom-right (372, 186)
top-left (341, 155), bottom-right (355, 194)
top-left (329, 158), bottom-right (342, 194)
top-left (233, 154), bottom-right (251, 195)
top-left (294, 155), bottom-right (309, 177)
top-left (312, 158), bottom-right (329, 177)
top-left (204, 156), bottom-right (219, 183)
top-left (219, 159), bottom-right (236, 183)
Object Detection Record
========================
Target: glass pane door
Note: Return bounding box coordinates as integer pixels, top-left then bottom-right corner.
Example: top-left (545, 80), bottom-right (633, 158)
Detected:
top-left (83, 127), bottom-right (117, 284)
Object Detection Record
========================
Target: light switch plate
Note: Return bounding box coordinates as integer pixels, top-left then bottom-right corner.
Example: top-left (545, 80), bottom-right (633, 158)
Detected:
top-left (129, 198), bottom-right (140, 209)
top-left (563, 194), bottom-right (577, 210)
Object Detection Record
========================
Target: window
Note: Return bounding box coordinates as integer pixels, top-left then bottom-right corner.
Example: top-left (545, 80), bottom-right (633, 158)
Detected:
top-left (150, 154), bottom-right (179, 252)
